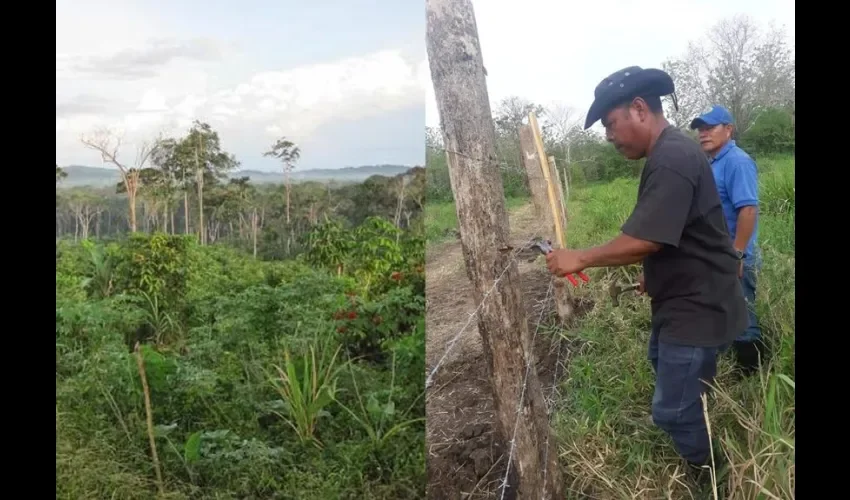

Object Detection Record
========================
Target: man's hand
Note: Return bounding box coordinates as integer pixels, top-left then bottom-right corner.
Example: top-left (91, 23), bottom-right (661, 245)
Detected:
top-left (545, 249), bottom-right (586, 276)
top-left (637, 273), bottom-right (645, 294)
top-left (737, 259), bottom-right (744, 279)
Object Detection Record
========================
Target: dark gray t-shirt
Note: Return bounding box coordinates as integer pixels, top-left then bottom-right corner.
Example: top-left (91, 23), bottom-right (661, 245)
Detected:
top-left (621, 126), bottom-right (748, 347)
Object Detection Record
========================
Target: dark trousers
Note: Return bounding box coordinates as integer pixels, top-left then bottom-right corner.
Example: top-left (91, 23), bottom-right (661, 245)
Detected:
top-left (730, 258), bottom-right (768, 374)
top-left (736, 259), bottom-right (762, 343)
top-left (648, 328), bottom-right (720, 465)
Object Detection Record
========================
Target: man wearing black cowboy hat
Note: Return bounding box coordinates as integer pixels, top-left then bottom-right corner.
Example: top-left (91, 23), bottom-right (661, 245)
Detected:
top-left (545, 66), bottom-right (747, 478)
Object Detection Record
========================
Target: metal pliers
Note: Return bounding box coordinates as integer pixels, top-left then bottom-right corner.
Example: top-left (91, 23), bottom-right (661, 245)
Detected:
top-left (530, 238), bottom-right (590, 287)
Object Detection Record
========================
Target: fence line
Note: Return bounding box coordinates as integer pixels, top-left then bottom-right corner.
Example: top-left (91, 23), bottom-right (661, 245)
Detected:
top-left (430, 146), bottom-right (580, 175)
top-left (425, 233), bottom-right (540, 390)
top-left (498, 280), bottom-right (554, 500)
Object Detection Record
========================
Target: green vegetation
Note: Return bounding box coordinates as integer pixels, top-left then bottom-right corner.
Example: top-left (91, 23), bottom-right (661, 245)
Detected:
top-left (425, 151), bottom-right (795, 497)
top-left (425, 20), bottom-right (793, 491)
top-left (57, 227), bottom-right (425, 499)
top-left (57, 124), bottom-right (426, 499)
top-left (550, 155), bottom-right (794, 498)
top-left (424, 196), bottom-right (526, 242)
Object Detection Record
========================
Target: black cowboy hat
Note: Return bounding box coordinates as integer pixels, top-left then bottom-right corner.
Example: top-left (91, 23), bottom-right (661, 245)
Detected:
top-left (584, 66), bottom-right (677, 129)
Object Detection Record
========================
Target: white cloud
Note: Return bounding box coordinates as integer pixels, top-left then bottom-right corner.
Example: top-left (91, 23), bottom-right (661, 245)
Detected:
top-left (136, 89), bottom-right (168, 112)
top-left (57, 45), bottom-right (425, 166)
top-left (242, 49), bottom-right (423, 131)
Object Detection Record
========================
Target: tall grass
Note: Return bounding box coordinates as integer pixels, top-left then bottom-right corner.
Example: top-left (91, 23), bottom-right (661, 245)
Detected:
top-left (424, 196), bottom-right (528, 244)
top-left (554, 154), bottom-right (795, 498)
top-left (269, 339), bottom-right (344, 449)
top-left (425, 154), bottom-right (795, 499)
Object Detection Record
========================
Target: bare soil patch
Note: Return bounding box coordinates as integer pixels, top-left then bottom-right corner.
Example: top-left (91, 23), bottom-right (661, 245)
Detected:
top-left (425, 205), bottom-right (586, 499)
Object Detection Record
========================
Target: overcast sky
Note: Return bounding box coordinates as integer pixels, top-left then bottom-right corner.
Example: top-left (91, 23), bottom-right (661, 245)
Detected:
top-left (56, 0), bottom-right (426, 171)
top-left (425, 0), bottom-right (795, 134)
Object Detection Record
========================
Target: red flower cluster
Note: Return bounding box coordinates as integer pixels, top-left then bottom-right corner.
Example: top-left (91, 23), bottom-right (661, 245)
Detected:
top-left (332, 292), bottom-right (383, 338)
top-left (332, 309), bottom-right (358, 320)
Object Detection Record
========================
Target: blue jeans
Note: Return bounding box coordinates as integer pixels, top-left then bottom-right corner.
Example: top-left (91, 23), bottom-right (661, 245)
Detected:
top-left (648, 328), bottom-right (720, 465)
top-left (736, 258), bottom-right (762, 343)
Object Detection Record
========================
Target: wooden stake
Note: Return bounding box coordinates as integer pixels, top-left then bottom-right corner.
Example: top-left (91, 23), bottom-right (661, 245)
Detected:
top-left (135, 342), bottom-right (165, 497)
top-left (528, 112), bottom-right (565, 249)
top-left (549, 156), bottom-right (567, 230)
top-left (520, 126), bottom-right (574, 322)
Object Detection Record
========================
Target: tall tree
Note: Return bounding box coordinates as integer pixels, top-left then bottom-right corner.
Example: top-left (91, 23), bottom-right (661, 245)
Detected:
top-left (150, 138), bottom-right (189, 234)
top-left (118, 167), bottom-right (176, 233)
top-left (81, 129), bottom-right (158, 233)
top-left (544, 103), bottom-right (585, 165)
top-left (182, 121), bottom-right (239, 244)
top-left (67, 189), bottom-right (103, 240)
top-left (493, 96), bottom-right (547, 171)
top-left (263, 138), bottom-right (301, 225)
top-left (662, 15), bottom-right (795, 131)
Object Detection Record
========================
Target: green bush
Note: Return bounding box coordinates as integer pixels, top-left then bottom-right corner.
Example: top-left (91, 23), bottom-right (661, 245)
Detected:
top-left (57, 216), bottom-right (425, 499)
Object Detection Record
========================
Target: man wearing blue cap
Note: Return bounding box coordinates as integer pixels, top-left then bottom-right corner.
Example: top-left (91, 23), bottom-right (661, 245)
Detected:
top-left (544, 66), bottom-right (747, 481)
top-left (690, 105), bottom-right (764, 376)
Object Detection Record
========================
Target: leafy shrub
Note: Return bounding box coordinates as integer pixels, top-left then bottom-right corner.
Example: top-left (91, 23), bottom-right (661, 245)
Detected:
top-left (113, 233), bottom-right (195, 311)
top-left (332, 286), bottom-right (425, 363)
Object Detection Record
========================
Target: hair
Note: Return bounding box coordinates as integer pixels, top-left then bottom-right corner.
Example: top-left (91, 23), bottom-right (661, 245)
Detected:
top-left (616, 94), bottom-right (664, 114)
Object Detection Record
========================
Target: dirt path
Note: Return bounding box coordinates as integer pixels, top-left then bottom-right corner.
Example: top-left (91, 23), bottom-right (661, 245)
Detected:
top-left (425, 204), bottom-right (571, 499)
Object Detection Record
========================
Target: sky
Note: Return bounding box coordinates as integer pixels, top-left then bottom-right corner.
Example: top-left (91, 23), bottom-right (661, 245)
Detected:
top-left (56, 0), bottom-right (426, 172)
top-left (424, 0), bottom-right (795, 134)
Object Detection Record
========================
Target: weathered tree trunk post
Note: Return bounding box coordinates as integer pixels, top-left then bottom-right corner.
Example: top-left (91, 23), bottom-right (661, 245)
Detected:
top-left (426, 1), bottom-right (563, 498)
top-left (519, 125), bottom-right (549, 220)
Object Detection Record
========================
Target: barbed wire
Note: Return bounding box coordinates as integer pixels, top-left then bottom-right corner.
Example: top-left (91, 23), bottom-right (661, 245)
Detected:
top-left (498, 280), bottom-right (554, 500)
top-left (425, 233), bottom-right (540, 390)
top-left (425, 144), bottom-right (573, 497)
top-left (429, 145), bottom-right (595, 173)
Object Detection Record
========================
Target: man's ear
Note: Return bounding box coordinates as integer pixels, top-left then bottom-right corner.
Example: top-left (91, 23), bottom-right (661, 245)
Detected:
top-left (639, 98), bottom-right (654, 122)
top-left (631, 98), bottom-right (647, 121)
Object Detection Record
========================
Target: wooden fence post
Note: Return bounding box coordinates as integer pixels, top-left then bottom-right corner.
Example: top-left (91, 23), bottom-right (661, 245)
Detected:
top-left (426, 0), bottom-right (563, 497)
top-left (520, 125), bottom-right (550, 221)
top-left (519, 125), bottom-right (574, 321)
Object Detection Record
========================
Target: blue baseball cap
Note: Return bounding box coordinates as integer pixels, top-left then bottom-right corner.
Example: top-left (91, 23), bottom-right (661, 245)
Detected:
top-left (689, 105), bottom-right (733, 129)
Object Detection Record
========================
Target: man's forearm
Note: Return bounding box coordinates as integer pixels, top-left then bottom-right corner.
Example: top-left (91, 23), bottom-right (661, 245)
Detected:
top-left (578, 233), bottom-right (660, 268)
top-left (734, 206), bottom-right (758, 252)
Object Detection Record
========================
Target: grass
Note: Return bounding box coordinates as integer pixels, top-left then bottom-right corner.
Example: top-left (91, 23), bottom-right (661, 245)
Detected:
top-left (426, 154), bottom-right (795, 499)
top-left (425, 196), bottom-right (527, 244)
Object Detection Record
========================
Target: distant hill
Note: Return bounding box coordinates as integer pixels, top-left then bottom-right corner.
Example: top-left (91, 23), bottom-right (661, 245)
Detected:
top-left (57, 164), bottom-right (415, 188)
